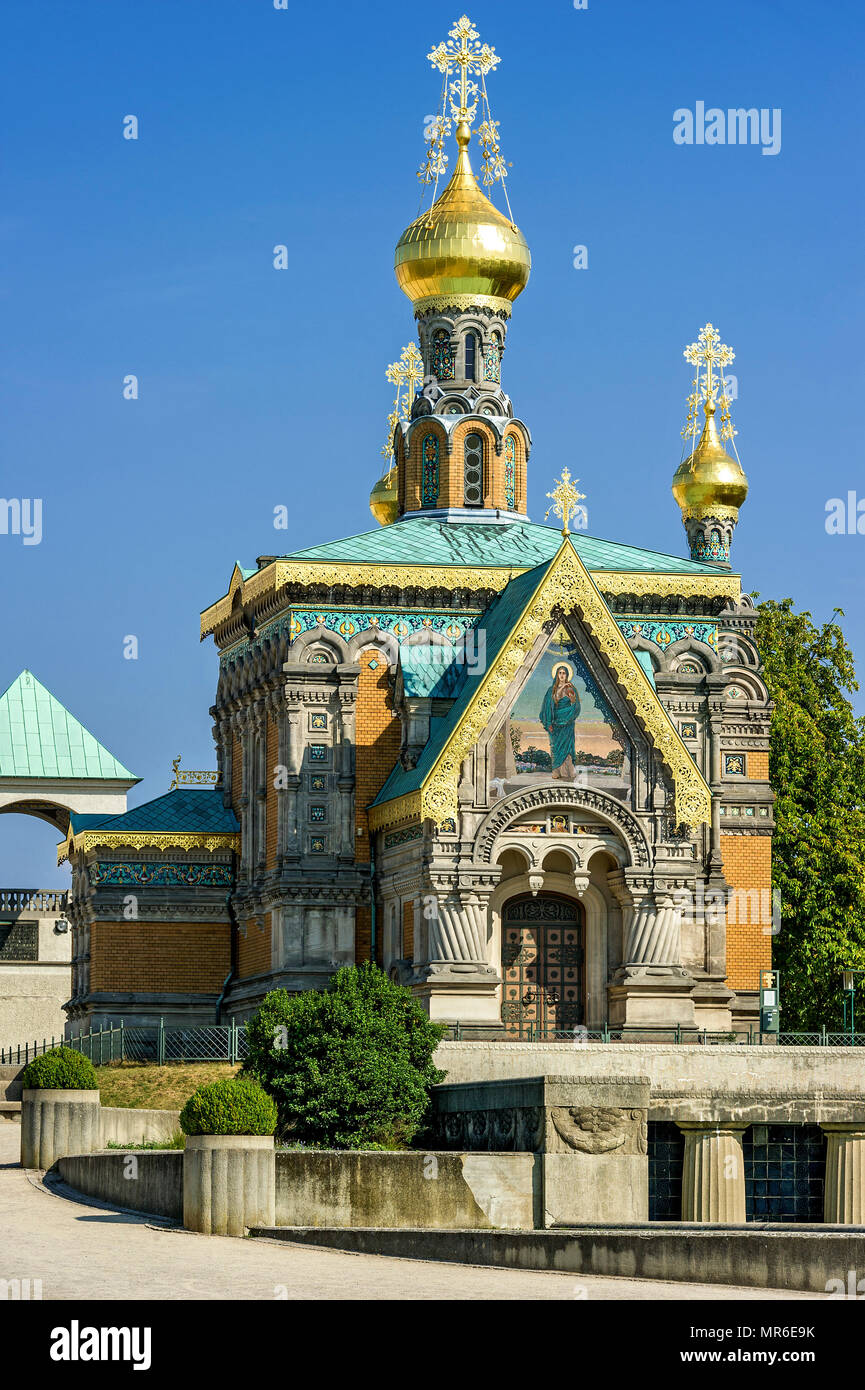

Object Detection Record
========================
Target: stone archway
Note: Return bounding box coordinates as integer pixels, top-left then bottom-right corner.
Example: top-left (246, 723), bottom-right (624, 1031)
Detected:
top-left (500, 891), bottom-right (584, 1039)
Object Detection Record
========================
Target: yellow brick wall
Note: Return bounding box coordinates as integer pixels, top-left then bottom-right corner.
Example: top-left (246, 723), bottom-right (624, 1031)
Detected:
top-left (721, 835), bottom-right (773, 991)
top-left (355, 905), bottom-right (382, 966)
top-left (747, 751), bottom-right (769, 780)
top-left (403, 900), bottom-right (414, 962)
top-left (89, 923), bottom-right (230, 993)
top-left (355, 651), bottom-right (402, 862)
top-left (237, 913), bottom-right (272, 979)
top-left (400, 419), bottom-right (517, 513)
top-left (266, 717), bottom-right (278, 866)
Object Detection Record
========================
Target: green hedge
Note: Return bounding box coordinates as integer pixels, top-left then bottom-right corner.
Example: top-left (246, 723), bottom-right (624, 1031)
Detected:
top-left (242, 963), bottom-right (446, 1148)
top-left (179, 1076), bottom-right (277, 1136)
top-left (21, 1046), bottom-right (98, 1091)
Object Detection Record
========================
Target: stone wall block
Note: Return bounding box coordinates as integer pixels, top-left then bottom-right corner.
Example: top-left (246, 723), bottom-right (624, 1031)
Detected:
top-left (20, 1088), bottom-right (101, 1170)
top-left (183, 1135), bottom-right (275, 1236)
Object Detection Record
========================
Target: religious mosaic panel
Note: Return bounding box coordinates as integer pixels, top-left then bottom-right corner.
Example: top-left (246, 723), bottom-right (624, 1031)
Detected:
top-left (488, 627), bottom-right (631, 802)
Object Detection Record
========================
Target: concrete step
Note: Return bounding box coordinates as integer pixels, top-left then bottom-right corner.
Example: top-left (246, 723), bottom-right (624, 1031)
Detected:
top-left (0, 1064), bottom-right (26, 1101)
top-left (0, 1101), bottom-right (21, 1122)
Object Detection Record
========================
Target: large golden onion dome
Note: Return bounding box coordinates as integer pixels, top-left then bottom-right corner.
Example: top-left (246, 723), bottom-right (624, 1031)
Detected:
top-left (672, 400), bottom-right (749, 520)
top-left (369, 466), bottom-right (399, 526)
top-left (395, 123), bottom-right (531, 316)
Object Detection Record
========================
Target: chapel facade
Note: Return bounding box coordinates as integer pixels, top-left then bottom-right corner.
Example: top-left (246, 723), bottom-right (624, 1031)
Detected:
top-left (62, 17), bottom-right (773, 1039)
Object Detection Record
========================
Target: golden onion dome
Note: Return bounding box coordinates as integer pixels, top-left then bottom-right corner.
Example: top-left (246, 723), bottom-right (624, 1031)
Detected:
top-left (672, 401), bottom-right (749, 520)
top-left (369, 466), bottom-right (399, 527)
top-left (395, 122), bottom-right (531, 316)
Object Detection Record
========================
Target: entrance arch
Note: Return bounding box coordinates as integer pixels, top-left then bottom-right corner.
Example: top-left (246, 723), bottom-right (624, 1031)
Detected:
top-left (500, 892), bottom-right (584, 1039)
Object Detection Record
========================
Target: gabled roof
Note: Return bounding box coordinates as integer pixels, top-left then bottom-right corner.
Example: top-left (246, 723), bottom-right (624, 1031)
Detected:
top-left (0, 671), bottom-right (136, 781)
top-left (62, 788), bottom-right (239, 863)
top-left (282, 517), bottom-right (726, 575)
top-left (368, 539), bottom-right (712, 833)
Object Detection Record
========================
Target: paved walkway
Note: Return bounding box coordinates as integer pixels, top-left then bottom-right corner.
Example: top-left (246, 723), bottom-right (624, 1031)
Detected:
top-left (0, 1124), bottom-right (822, 1301)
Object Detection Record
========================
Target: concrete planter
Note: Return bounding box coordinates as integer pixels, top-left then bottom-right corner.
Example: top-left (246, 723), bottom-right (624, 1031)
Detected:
top-left (183, 1134), bottom-right (275, 1236)
top-left (20, 1088), bottom-right (101, 1170)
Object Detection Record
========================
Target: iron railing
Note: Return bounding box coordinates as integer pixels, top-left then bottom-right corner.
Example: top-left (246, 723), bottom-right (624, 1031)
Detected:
top-left (0, 1019), bottom-right (248, 1067)
top-left (443, 1023), bottom-right (865, 1046)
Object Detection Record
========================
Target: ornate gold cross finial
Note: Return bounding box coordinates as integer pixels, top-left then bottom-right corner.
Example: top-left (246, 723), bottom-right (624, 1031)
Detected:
top-left (545, 469), bottom-right (587, 537)
top-left (681, 322), bottom-right (738, 446)
top-left (428, 15), bottom-right (500, 127)
top-left (381, 343), bottom-right (424, 459)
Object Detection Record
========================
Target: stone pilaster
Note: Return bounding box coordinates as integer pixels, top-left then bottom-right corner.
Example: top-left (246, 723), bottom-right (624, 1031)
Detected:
top-left (678, 1122), bottom-right (747, 1222)
top-left (822, 1124), bottom-right (865, 1224)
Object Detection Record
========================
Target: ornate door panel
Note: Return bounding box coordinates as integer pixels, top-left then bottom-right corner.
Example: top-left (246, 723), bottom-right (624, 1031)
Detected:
top-left (501, 894), bottom-right (584, 1039)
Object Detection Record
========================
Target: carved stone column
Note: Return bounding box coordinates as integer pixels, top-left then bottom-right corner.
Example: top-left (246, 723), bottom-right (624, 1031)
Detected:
top-left (282, 696), bottom-right (303, 862)
top-left (607, 872), bottom-right (697, 1032)
top-left (678, 1122), bottom-right (747, 1222)
top-left (253, 702), bottom-right (267, 871)
top-left (822, 1125), bottom-right (865, 1224)
top-left (336, 677), bottom-right (357, 862)
top-left (412, 880), bottom-right (500, 1030)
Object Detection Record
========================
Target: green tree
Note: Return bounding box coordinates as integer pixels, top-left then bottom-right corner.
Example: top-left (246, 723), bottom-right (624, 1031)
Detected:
top-left (241, 963), bottom-right (446, 1148)
top-left (755, 597), bottom-right (865, 1029)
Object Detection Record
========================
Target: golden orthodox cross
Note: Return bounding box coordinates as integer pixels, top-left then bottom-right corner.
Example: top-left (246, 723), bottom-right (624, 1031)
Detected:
top-left (428, 15), bottom-right (500, 126)
top-left (545, 469), bottom-right (587, 537)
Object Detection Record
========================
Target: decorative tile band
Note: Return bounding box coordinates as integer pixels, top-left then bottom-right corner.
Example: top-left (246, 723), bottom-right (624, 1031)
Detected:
top-left (89, 863), bottom-right (234, 888)
top-left (617, 619), bottom-right (718, 650)
top-left (221, 607), bottom-right (482, 664)
top-left (384, 826), bottom-right (423, 849)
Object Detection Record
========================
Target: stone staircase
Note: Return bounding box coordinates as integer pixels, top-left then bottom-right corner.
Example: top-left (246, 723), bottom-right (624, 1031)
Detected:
top-left (0, 1063), bottom-right (25, 1121)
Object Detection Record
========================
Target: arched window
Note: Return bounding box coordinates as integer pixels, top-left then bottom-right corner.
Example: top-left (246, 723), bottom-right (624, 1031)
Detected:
top-left (504, 435), bottom-right (516, 511)
top-left (422, 434), bottom-right (439, 507)
top-left (464, 432), bottom-right (484, 507)
top-left (464, 332), bottom-right (477, 381)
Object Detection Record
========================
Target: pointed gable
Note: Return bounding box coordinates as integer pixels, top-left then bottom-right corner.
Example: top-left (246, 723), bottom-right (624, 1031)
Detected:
top-left (369, 539), bottom-right (711, 831)
top-left (0, 671), bottom-right (136, 781)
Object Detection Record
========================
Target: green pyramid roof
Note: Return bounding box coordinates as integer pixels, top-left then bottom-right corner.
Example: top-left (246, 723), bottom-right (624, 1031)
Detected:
top-left (0, 671), bottom-right (137, 781)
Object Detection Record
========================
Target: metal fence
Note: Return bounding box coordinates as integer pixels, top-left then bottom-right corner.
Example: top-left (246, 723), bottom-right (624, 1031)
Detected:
top-left (1, 1020), bottom-right (249, 1068)
top-left (443, 1023), bottom-right (865, 1046)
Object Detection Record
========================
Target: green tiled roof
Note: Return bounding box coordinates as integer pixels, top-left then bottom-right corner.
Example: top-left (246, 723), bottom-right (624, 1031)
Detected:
top-left (0, 671), bottom-right (136, 781)
top-left (372, 560), bottom-right (553, 807)
top-left (69, 788), bottom-right (238, 836)
top-left (283, 517), bottom-right (729, 576)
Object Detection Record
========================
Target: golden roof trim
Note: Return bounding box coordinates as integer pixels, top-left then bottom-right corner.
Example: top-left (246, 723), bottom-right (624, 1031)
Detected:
top-left (59, 829), bottom-right (240, 864)
top-left (201, 559), bottom-right (740, 641)
top-left (368, 540), bottom-right (713, 833)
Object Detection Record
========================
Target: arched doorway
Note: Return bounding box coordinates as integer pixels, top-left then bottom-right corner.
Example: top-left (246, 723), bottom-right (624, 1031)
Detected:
top-left (500, 893), bottom-right (584, 1039)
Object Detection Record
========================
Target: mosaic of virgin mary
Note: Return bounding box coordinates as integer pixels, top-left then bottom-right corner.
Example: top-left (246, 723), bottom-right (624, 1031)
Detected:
top-left (540, 662), bottom-right (580, 780)
top-left (487, 637), bottom-right (632, 800)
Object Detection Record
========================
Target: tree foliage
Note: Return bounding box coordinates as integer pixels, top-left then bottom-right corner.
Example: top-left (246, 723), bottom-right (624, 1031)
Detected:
top-left (755, 597), bottom-right (865, 1028)
top-left (242, 963), bottom-right (446, 1148)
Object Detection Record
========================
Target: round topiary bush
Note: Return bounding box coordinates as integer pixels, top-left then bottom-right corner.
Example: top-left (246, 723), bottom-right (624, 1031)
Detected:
top-left (21, 1046), bottom-right (98, 1091)
top-left (179, 1076), bottom-right (277, 1137)
top-left (242, 962), bottom-right (446, 1149)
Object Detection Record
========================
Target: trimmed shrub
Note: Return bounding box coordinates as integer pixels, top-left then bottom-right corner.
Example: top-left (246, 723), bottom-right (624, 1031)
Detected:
top-left (179, 1076), bottom-right (277, 1136)
top-left (242, 963), bottom-right (446, 1149)
top-left (21, 1046), bottom-right (98, 1091)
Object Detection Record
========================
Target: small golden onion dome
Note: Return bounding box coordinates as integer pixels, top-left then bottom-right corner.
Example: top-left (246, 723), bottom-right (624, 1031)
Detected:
top-left (672, 401), bottom-right (749, 520)
top-left (370, 466), bottom-right (399, 526)
top-left (394, 122), bottom-right (531, 316)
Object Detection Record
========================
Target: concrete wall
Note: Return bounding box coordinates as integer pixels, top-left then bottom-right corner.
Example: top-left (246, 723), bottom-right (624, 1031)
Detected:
top-left (275, 1150), bottom-right (538, 1230)
top-left (435, 1042), bottom-right (865, 1122)
top-left (0, 913), bottom-right (72, 1046)
top-left (100, 1107), bottom-right (180, 1146)
top-left (261, 1224), bottom-right (865, 1295)
top-left (57, 1151), bottom-right (183, 1222)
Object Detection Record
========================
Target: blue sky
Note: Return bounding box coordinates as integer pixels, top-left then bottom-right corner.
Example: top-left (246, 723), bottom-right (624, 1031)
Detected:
top-left (1, 0), bottom-right (863, 886)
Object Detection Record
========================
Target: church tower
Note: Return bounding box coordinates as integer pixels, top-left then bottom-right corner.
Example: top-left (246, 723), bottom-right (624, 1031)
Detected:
top-left (371, 15), bottom-right (532, 525)
top-left (672, 323), bottom-right (749, 566)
